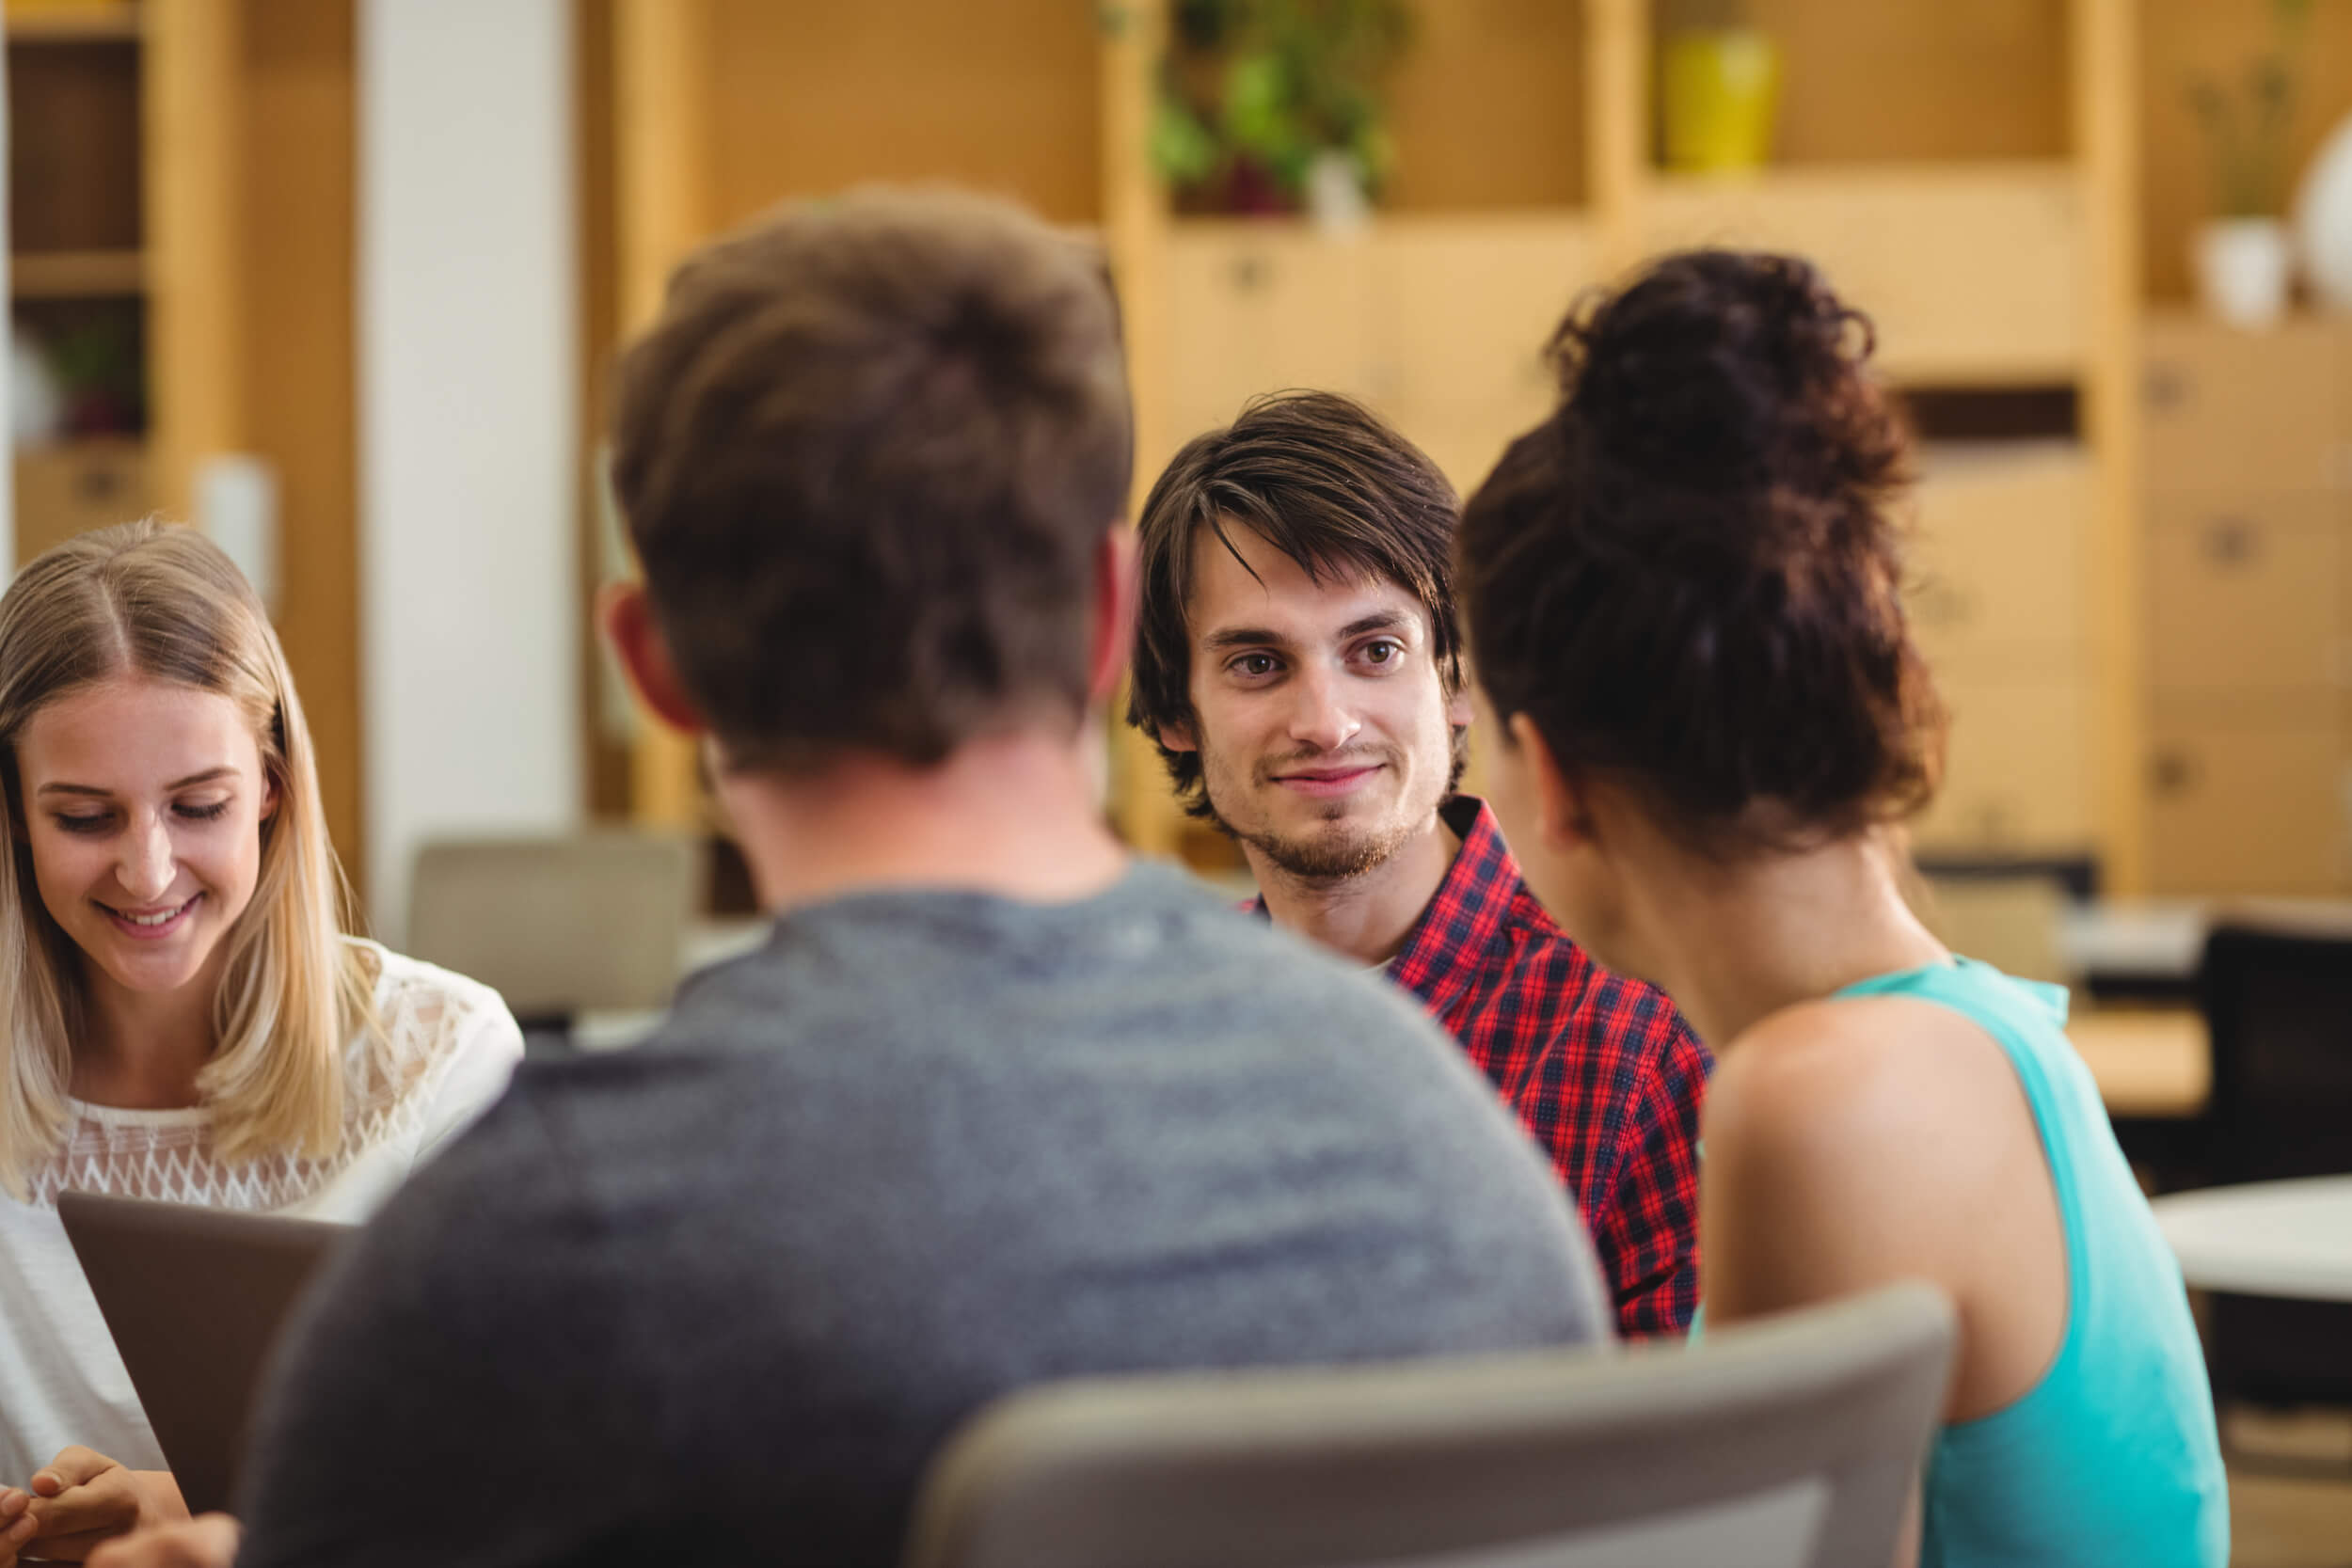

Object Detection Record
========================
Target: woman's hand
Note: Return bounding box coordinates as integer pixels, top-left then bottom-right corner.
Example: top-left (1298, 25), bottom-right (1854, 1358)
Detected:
top-left (0, 1486), bottom-right (37, 1566)
top-left (13, 1449), bottom-right (184, 1561)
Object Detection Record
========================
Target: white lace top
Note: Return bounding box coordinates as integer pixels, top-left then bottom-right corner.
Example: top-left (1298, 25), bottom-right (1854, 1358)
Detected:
top-left (0, 940), bottom-right (523, 1482)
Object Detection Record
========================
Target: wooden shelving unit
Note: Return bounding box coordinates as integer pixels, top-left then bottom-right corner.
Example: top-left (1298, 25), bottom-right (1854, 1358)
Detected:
top-left (1099, 0), bottom-right (2148, 887)
top-left (9, 245), bottom-right (140, 296)
top-left (4, 4), bottom-right (138, 44)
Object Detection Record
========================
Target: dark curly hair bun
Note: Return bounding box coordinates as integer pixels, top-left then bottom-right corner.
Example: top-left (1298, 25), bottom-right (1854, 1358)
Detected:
top-left (1460, 248), bottom-right (1945, 854)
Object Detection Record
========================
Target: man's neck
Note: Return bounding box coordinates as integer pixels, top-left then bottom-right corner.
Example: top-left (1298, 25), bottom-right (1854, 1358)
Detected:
top-left (718, 728), bottom-right (1130, 913)
top-left (1249, 808), bottom-right (1461, 967)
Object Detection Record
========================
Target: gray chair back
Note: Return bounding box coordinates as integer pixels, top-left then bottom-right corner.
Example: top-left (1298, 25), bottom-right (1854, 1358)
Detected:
top-left (406, 832), bottom-right (697, 1022)
top-left (903, 1281), bottom-right (1955, 1568)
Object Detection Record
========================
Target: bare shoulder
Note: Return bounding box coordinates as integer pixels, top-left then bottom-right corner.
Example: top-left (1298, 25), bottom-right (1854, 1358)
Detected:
top-left (1703, 990), bottom-right (2042, 1308)
top-left (1711, 991), bottom-right (2027, 1154)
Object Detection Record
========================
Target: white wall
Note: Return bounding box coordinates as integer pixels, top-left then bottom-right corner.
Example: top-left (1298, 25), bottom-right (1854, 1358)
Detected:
top-left (358, 0), bottom-right (580, 941)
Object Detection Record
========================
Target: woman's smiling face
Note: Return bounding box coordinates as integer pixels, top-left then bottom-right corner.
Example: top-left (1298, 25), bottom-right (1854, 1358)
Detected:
top-left (15, 675), bottom-right (277, 1008)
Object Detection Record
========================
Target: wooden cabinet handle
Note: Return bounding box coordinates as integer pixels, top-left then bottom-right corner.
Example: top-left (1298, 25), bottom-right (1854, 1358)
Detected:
top-left (2199, 516), bottom-right (2258, 567)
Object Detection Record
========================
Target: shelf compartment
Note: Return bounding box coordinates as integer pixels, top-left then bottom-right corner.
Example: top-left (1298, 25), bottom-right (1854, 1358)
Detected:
top-left (1642, 162), bottom-right (2081, 386)
top-left (5, 5), bottom-right (140, 45)
top-left (10, 245), bottom-right (142, 296)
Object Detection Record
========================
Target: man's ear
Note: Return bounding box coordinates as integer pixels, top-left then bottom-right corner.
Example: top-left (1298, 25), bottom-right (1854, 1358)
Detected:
top-left (1447, 684), bottom-right (1474, 729)
top-left (1508, 712), bottom-right (1597, 852)
top-left (1089, 526), bottom-right (1140, 706)
top-left (599, 581), bottom-right (707, 736)
top-left (1155, 718), bottom-right (1197, 753)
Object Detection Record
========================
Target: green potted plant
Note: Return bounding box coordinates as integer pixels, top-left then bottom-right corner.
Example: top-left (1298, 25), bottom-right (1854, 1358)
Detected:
top-left (1149, 0), bottom-right (1413, 230)
top-left (2186, 0), bottom-right (2312, 327)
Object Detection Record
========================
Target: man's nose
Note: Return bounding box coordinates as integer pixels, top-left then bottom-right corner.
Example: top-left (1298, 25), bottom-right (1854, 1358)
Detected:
top-left (1285, 665), bottom-right (1363, 753)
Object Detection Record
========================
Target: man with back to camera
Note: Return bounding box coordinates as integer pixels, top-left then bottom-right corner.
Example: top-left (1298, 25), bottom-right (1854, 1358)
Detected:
top-left (87, 191), bottom-right (1611, 1568)
top-left (1125, 390), bottom-right (1712, 1339)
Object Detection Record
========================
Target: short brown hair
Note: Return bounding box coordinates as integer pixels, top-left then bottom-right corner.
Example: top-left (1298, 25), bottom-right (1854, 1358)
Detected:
top-left (610, 187), bottom-right (1132, 772)
top-left (1457, 250), bottom-right (1945, 856)
top-left (1127, 391), bottom-right (1466, 819)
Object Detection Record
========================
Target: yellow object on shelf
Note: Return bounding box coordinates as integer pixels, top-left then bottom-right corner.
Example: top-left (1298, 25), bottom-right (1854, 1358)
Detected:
top-left (1659, 27), bottom-right (1780, 173)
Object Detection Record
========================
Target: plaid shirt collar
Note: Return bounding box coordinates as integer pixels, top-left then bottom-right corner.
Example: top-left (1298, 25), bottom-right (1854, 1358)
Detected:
top-left (1248, 794), bottom-right (1525, 1011)
top-left (1380, 795), bottom-right (1526, 1022)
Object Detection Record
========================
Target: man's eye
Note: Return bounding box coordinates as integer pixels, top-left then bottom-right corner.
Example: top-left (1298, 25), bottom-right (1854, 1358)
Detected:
top-left (1232, 654), bottom-right (1279, 678)
top-left (1364, 640), bottom-right (1402, 664)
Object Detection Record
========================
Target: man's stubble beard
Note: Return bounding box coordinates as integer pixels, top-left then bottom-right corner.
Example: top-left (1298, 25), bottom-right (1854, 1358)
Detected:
top-left (1201, 745), bottom-right (1426, 886)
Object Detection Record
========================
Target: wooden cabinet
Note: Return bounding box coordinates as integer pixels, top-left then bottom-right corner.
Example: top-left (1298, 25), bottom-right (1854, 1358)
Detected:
top-left (1160, 215), bottom-right (1596, 495)
top-left (2147, 711), bottom-right (2345, 895)
top-left (11, 438), bottom-right (146, 560)
top-left (1907, 444), bottom-right (2087, 665)
top-left (1916, 668), bottom-right (2093, 854)
top-left (2138, 315), bottom-right (2352, 895)
top-left (2146, 496), bottom-right (2340, 700)
top-left (1904, 445), bottom-right (2094, 860)
top-left (2141, 316), bottom-right (2340, 496)
top-left (1641, 165), bottom-right (2083, 385)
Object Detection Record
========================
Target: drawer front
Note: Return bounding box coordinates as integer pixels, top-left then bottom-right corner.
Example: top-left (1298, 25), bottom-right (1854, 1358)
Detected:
top-left (1906, 445), bottom-right (2089, 665)
top-left (1375, 216), bottom-right (1593, 441)
top-left (1163, 228), bottom-right (1380, 449)
top-left (2147, 495), bottom-right (2340, 698)
top-left (2142, 314), bottom-right (2340, 495)
top-left (1912, 670), bottom-right (2091, 854)
top-left (13, 441), bottom-right (149, 567)
top-left (1641, 166), bottom-right (2082, 383)
top-left (2146, 716), bottom-right (2344, 895)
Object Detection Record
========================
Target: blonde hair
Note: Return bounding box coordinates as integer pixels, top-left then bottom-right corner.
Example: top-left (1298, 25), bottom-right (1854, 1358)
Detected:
top-left (0, 520), bottom-right (375, 1196)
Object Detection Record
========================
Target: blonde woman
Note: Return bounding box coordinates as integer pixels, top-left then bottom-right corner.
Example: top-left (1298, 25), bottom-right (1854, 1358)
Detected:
top-left (0, 522), bottom-right (521, 1560)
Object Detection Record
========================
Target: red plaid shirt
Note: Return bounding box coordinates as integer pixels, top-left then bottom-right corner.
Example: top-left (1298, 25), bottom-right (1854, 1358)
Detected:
top-left (1259, 796), bottom-right (1710, 1338)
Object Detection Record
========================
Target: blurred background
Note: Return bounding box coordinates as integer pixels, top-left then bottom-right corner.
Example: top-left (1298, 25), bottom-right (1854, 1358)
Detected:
top-left (14, 0), bottom-right (2352, 932)
top-left (8, 1), bottom-right (2352, 1554)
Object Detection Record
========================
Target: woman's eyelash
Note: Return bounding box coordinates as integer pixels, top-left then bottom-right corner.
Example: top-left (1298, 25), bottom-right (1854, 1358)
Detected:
top-left (54, 815), bottom-right (110, 835)
top-left (176, 800), bottom-right (231, 822)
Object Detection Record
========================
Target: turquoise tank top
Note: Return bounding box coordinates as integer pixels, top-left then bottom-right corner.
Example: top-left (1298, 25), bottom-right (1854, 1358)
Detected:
top-left (1834, 959), bottom-right (2228, 1568)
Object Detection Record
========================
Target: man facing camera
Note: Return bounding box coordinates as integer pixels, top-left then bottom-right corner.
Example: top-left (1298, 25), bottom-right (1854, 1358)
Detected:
top-left (1126, 391), bottom-right (1710, 1338)
top-left (92, 192), bottom-right (1608, 1568)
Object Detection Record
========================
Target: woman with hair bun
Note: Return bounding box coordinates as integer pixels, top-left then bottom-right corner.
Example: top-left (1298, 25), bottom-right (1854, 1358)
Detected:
top-left (0, 522), bottom-right (521, 1558)
top-left (1458, 250), bottom-right (2225, 1566)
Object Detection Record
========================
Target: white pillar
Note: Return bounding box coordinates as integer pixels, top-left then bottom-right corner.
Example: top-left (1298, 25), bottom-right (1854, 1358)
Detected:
top-left (358, 0), bottom-right (580, 942)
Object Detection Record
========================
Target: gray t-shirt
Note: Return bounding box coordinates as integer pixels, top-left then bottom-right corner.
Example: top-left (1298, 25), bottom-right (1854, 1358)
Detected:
top-left (235, 864), bottom-right (1608, 1567)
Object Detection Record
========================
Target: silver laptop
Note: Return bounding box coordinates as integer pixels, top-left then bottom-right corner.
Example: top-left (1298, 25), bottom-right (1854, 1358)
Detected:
top-left (57, 1191), bottom-right (347, 1516)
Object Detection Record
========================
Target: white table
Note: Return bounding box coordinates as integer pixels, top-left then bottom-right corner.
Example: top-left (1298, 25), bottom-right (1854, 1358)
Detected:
top-left (2150, 1176), bottom-right (2352, 1303)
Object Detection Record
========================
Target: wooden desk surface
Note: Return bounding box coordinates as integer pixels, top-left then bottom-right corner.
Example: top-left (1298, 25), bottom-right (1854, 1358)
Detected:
top-left (2067, 1007), bottom-right (2210, 1119)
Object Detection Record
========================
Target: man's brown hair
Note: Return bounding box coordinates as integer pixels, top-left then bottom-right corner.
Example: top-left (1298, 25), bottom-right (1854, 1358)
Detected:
top-left (1126, 390), bottom-right (1466, 820)
top-left (610, 187), bottom-right (1132, 773)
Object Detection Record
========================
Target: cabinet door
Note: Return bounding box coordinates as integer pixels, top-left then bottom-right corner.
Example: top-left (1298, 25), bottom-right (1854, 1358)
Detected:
top-left (2142, 314), bottom-right (2340, 496)
top-left (2146, 715), bottom-right (2344, 895)
top-left (1913, 669), bottom-right (2091, 854)
top-left (2147, 495), bottom-right (2340, 699)
top-left (11, 441), bottom-right (149, 567)
top-left (1907, 443), bottom-right (2088, 668)
top-left (1163, 226), bottom-right (1380, 448)
top-left (1373, 214), bottom-right (1594, 491)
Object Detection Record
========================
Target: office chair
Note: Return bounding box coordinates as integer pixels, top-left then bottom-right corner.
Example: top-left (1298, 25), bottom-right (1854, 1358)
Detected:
top-left (406, 831), bottom-right (699, 1036)
top-left (904, 1281), bottom-right (1956, 1568)
top-left (2198, 921), bottom-right (2352, 1412)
